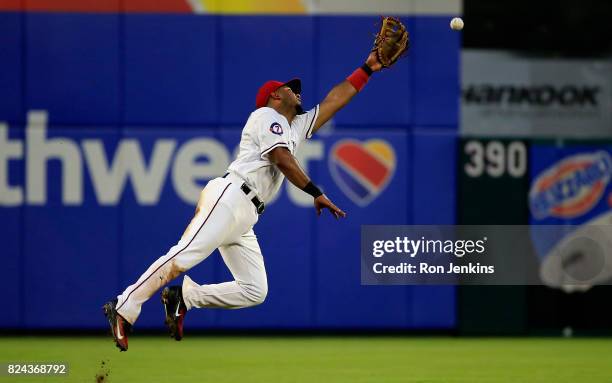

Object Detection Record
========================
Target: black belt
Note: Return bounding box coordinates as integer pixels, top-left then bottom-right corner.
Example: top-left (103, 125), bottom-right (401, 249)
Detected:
top-left (223, 173), bottom-right (265, 214)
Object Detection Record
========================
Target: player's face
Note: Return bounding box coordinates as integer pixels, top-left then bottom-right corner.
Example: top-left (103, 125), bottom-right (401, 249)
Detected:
top-left (278, 86), bottom-right (301, 107)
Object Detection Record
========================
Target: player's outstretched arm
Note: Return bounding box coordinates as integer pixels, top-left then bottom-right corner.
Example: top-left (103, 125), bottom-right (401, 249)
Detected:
top-left (268, 147), bottom-right (346, 219)
top-left (313, 16), bottom-right (409, 135)
top-left (312, 52), bottom-right (382, 134)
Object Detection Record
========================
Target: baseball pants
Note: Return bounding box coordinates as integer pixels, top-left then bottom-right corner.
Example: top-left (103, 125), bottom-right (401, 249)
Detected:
top-left (115, 173), bottom-right (266, 324)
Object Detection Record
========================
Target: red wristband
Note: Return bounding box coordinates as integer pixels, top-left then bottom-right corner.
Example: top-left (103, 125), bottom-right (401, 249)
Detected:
top-left (346, 67), bottom-right (370, 91)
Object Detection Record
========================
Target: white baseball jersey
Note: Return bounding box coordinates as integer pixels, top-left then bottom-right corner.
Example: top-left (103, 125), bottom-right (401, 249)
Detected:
top-left (228, 105), bottom-right (320, 203)
top-left (115, 106), bottom-right (321, 327)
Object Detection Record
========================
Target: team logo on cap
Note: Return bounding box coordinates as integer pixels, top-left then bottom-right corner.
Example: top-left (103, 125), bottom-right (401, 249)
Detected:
top-left (270, 122), bottom-right (283, 135)
top-left (529, 151), bottom-right (612, 219)
top-left (329, 139), bottom-right (396, 206)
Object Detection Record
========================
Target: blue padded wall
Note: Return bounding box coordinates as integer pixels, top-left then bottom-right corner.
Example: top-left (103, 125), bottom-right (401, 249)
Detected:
top-left (124, 15), bottom-right (218, 125)
top-left (25, 13), bottom-right (120, 125)
top-left (1, 12), bottom-right (458, 330)
top-left (219, 16), bottom-right (317, 126)
top-left (0, 13), bottom-right (23, 123)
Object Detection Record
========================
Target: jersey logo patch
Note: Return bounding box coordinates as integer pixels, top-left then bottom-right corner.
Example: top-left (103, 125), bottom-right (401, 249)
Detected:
top-left (270, 122), bottom-right (283, 135)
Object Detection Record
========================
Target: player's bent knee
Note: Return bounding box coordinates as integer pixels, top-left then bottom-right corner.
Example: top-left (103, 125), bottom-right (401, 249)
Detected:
top-left (254, 284), bottom-right (268, 305)
top-left (248, 286), bottom-right (268, 306)
top-left (239, 281), bottom-right (268, 306)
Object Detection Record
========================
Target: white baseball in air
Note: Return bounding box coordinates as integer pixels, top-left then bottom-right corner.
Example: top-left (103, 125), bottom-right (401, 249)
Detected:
top-left (450, 17), bottom-right (464, 31)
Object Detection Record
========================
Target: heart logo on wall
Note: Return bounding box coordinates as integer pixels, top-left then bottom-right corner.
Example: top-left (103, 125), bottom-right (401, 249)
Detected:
top-left (329, 139), bottom-right (396, 206)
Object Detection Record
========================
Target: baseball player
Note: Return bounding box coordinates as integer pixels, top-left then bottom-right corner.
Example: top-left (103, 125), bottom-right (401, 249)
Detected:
top-left (103, 19), bottom-right (408, 351)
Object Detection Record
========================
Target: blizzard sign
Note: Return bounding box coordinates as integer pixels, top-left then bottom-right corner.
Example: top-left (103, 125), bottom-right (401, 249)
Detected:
top-left (529, 151), bottom-right (612, 219)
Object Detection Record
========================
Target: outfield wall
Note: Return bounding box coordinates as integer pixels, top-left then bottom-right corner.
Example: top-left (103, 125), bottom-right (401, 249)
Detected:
top-left (0, 12), bottom-right (459, 330)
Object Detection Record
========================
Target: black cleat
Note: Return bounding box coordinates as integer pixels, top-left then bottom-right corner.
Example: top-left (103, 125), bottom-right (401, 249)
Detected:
top-left (103, 299), bottom-right (132, 352)
top-left (161, 286), bottom-right (187, 341)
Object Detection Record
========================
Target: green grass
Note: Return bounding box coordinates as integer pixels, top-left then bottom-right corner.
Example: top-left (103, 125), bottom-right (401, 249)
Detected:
top-left (0, 336), bottom-right (611, 382)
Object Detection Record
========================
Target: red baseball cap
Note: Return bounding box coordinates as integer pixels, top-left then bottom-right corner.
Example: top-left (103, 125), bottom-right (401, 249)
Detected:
top-left (255, 78), bottom-right (301, 108)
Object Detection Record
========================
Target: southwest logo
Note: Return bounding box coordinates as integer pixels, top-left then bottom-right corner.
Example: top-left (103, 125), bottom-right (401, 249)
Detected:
top-left (529, 151), bottom-right (612, 219)
top-left (329, 139), bottom-right (395, 206)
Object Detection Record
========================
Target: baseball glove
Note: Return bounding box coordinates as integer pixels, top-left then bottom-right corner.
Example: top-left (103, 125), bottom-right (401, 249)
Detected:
top-left (372, 16), bottom-right (409, 68)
